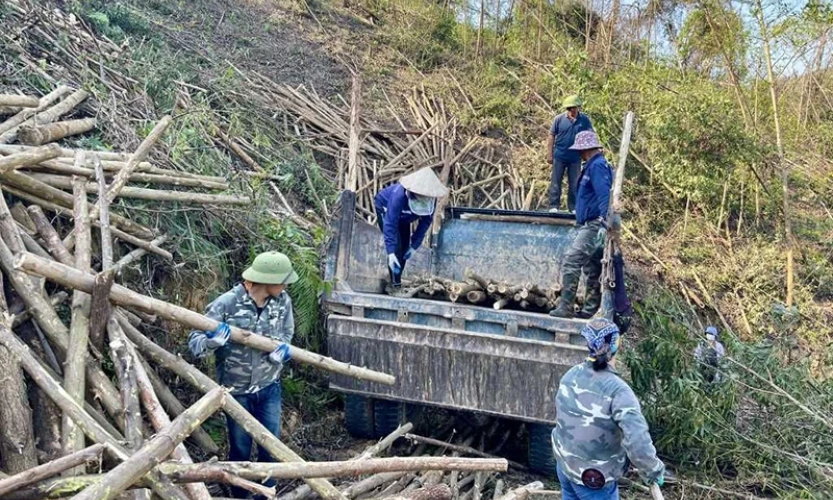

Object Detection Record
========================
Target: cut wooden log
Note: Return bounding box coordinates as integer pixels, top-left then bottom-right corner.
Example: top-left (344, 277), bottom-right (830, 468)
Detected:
top-left (0, 86), bottom-right (73, 138)
top-left (10, 202), bottom-right (37, 234)
top-left (342, 471), bottom-right (408, 499)
top-left (71, 387), bottom-right (225, 500)
top-left (1, 185), bottom-right (173, 260)
top-left (159, 457), bottom-right (507, 482)
top-left (0, 444), bottom-right (104, 497)
top-left (32, 89), bottom-right (89, 126)
top-left (94, 156), bottom-right (114, 270)
top-left (106, 319), bottom-right (143, 454)
top-left (88, 269), bottom-right (116, 352)
top-left (0, 169), bottom-right (155, 239)
top-left (15, 252), bottom-right (395, 385)
top-left (495, 482), bottom-right (543, 500)
top-left (381, 484), bottom-right (453, 500)
top-left (492, 298), bottom-right (509, 310)
top-left (404, 435), bottom-right (526, 470)
top-left (0, 144), bottom-right (62, 174)
top-left (27, 204), bottom-right (73, 266)
top-left (18, 118), bottom-right (96, 146)
top-left (112, 236), bottom-right (168, 273)
top-left (0, 312), bottom-right (38, 474)
top-left (27, 173), bottom-right (251, 205)
top-left (492, 480), bottom-right (504, 500)
top-left (116, 315), bottom-right (346, 500)
top-left (0, 94), bottom-right (40, 108)
top-left (124, 337), bottom-right (212, 500)
top-left (38, 160), bottom-right (230, 189)
top-left (466, 291), bottom-right (487, 304)
top-left (0, 324), bottom-right (192, 500)
top-left (136, 354), bottom-right (220, 456)
top-left (62, 175), bottom-right (93, 472)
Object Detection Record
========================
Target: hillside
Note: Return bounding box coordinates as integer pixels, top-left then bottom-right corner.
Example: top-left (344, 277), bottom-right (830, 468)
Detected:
top-left (1, 0), bottom-right (832, 497)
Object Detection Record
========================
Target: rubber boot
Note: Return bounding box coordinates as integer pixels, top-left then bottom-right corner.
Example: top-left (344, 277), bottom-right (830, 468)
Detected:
top-left (549, 281), bottom-right (577, 318)
top-left (577, 287), bottom-right (602, 319)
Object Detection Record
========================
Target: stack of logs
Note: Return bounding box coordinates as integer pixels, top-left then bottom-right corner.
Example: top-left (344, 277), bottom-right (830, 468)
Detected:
top-left (0, 89), bottom-right (506, 499)
top-left (397, 270), bottom-right (565, 313)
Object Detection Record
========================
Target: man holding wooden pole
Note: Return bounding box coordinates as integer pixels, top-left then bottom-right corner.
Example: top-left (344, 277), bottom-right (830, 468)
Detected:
top-left (188, 251), bottom-right (298, 498)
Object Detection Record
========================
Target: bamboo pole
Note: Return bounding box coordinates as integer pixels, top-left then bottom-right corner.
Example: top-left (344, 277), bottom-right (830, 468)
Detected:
top-left (14, 252), bottom-right (395, 385)
top-left (71, 387), bottom-right (225, 500)
top-left (0, 325), bottom-right (191, 500)
top-left (18, 118), bottom-right (97, 145)
top-left (27, 204), bottom-right (74, 266)
top-left (28, 173), bottom-right (251, 205)
top-left (0, 144), bottom-right (62, 174)
top-left (0, 444), bottom-right (105, 497)
top-left (159, 457), bottom-right (507, 482)
top-left (123, 337), bottom-right (213, 500)
top-left (115, 315), bottom-right (346, 500)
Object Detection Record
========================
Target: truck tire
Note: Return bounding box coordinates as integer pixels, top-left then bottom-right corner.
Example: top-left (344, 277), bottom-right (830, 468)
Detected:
top-left (527, 423), bottom-right (557, 476)
top-left (373, 398), bottom-right (403, 437)
top-left (344, 394), bottom-right (375, 439)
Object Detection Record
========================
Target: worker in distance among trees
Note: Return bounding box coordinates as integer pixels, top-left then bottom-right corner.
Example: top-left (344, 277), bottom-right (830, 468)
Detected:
top-left (552, 318), bottom-right (665, 500)
top-left (188, 251), bottom-right (299, 498)
top-left (374, 167), bottom-right (449, 290)
top-left (547, 95), bottom-right (595, 213)
top-left (550, 130), bottom-right (612, 319)
top-left (694, 325), bottom-right (726, 384)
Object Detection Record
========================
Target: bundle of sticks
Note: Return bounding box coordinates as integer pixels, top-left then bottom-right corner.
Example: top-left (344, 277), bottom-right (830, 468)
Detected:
top-left (236, 70), bottom-right (548, 222)
top-left (397, 270), bottom-right (564, 312)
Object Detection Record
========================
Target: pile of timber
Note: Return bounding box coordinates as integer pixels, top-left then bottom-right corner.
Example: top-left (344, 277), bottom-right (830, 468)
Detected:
top-left (397, 270), bottom-right (565, 312)
top-left (0, 91), bottom-right (506, 499)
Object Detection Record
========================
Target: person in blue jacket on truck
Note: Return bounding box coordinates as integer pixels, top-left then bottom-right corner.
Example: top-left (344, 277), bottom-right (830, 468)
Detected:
top-left (374, 167), bottom-right (448, 289)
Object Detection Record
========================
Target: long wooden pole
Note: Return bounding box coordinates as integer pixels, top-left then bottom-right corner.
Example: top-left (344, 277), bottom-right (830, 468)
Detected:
top-left (0, 144), bottom-right (62, 174)
top-left (70, 388), bottom-right (225, 500)
top-left (14, 252), bottom-right (395, 385)
top-left (159, 457), bottom-right (508, 482)
top-left (0, 444), bottom-right (105, 497)
top-left (0, 325), bottom-right (190, 500)
top-left (347, 74), bottom-right (361, 191)
top-left (115, 314), bottom-right (346, 500)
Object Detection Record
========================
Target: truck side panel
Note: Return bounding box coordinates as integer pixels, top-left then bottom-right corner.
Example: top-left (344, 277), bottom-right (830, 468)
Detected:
top-left (328, 316), bottom-right (587, 423)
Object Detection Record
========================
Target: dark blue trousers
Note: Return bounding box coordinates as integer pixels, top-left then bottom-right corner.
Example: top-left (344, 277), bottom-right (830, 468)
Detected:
top-left (227, 383), bottom-right (282, 498)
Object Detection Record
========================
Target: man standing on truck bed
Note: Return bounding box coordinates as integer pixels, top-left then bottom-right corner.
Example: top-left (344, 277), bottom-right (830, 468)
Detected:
top-left (547, 95), bottom-right (594, 212)
top-left (553, 318), bottom-right (665, 500)
top-left (188, 251), bottom-right (298, 498)
top-left (550, 130), bottom-right (612, 319)
top-left (375, 167), bottom-right (449, 290)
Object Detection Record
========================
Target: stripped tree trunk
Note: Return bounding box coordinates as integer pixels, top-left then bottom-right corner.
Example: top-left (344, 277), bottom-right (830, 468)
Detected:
top-left (18, 118), bottom-right (96, 145)
top-left (0, 444), bottom-right (104, 497)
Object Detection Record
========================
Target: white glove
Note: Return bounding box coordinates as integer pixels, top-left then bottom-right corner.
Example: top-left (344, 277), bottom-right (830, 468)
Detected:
top-left (387, 253), bottom-right (401, 273)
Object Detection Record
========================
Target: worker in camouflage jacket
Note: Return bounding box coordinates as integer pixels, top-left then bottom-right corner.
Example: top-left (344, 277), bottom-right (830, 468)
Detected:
top-left (550, 130), bottom-right (613, 319)
top-left (552, 318), bottom-right (665, 500)
top-left (188, 251), bottom-right (298, 498)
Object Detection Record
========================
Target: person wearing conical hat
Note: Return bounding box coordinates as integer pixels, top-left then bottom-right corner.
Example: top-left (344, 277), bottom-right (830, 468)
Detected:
top-left (374, 167), bottom-right (449, 289)
top-left (188, 251), bottom-right (299, 498)
top-left (546, 95), bottom-right (594, 213)
top-left (550, 130), bottom-right (612, 319)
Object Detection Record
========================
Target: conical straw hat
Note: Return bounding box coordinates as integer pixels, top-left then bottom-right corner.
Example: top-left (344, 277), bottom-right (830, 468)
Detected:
top-left (399, 167), bottom-right (449, 197)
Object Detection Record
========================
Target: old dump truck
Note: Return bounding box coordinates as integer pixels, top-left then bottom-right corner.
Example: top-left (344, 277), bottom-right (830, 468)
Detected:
top-left (323, 192), bottom-right (613, 474)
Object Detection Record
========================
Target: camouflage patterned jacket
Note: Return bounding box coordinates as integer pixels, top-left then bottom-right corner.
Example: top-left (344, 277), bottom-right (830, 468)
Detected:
top-left (552, 361), bottom-right (665, 486)
top-left (188, 284), bottom-right (294, 395)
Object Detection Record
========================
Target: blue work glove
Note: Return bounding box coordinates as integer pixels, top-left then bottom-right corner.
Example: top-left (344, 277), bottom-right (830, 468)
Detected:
top-left (655, 474), bottom-right (664, 487)
top-left (268, 343), bottom-right (291, 364)
top-left (387, 253), bottom-right (401, 274)
top-left (205, 322), bottom-right (231, 349)
top-left (404, 246), bottom-right (416, 261)
top-left (596, 217), bottom-right (608, 247)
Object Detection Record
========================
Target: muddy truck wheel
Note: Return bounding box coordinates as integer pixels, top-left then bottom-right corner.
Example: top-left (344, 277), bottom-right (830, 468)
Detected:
top-left (527, 423), bottom-right (557, 476)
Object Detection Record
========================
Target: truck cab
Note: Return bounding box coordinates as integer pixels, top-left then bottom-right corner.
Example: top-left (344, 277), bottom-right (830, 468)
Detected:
top-left (323, 190), bottom-right (614, 473)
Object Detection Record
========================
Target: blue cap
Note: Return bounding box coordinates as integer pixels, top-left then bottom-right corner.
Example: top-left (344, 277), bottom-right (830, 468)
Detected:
top-left (705, 326), bottom-right (718, 337)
